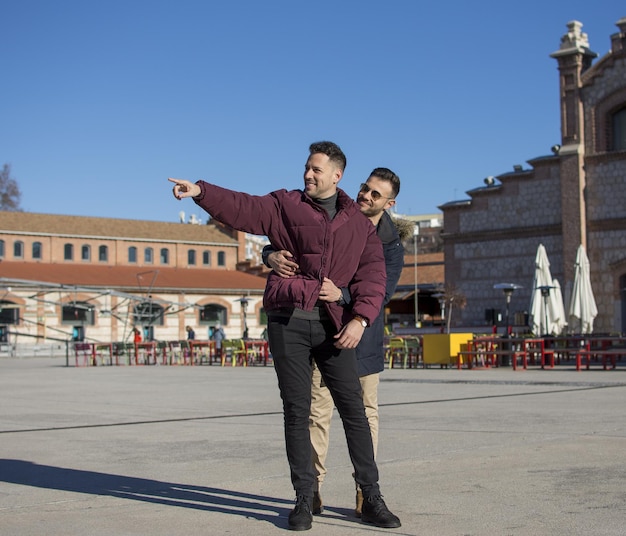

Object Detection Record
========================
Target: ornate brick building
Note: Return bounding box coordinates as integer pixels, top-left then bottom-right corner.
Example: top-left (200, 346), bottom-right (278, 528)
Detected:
top-left (440, 17), bottom-right (626, 334)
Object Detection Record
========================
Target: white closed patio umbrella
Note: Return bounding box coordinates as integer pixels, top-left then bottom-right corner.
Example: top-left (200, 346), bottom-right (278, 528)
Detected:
top-left (529, 244), bottom-right (567, 336)
top-left (552, 278), bottom-right (567, 335)
top-left (568, 245), bottom-right (598, 334)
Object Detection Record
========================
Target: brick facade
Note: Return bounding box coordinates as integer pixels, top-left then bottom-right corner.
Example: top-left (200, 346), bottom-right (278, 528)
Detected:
top-left (0, 213), bottom-right (268, 345)
top-left (441, 17), bottom-right (626, 334)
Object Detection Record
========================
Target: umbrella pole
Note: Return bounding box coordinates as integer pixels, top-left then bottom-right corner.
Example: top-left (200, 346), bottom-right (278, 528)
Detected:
top-left (541, 287), bottom-right (551, 337)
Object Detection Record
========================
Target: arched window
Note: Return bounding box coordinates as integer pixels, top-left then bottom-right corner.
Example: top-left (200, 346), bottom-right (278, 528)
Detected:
top-left (217, 251), bottom-right (226, 266)
top-left (199, 304), bottom-right (228, 325)
top-left (0, 239), bottom-right (4, 258)
top-left (13, 240), bottom-right (23, 258)
top-left (128, 246), bottom-right (137, 263)
top-left (144, 247), bottom-right (153, 264)
top-left (202, 250), bottom-right (211, 265)
top-left (64, 243), bottom-right (73, 261)
top-left (612, 107), bottom-right (626, 151)
top-left (188, 249), bottom-right (196, 265)
top-left (81, 245), bottom-right (91, 261)
top-left (99, 245), bottom-right (108, 262)
top-left (160, 248), bottom-right (169, 265)
top-left (32, 241), bottom-right (42, 260)
top-left (133, 301), bottom-right (165, 326)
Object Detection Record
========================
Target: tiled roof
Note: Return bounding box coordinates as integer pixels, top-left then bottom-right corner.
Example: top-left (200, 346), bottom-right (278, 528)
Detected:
top-left (0, 261), bottom-right (266, 293)
top-left (0, 211), bottom-right (237, 244)
top-left (397, 252), bottom-right (444, 287)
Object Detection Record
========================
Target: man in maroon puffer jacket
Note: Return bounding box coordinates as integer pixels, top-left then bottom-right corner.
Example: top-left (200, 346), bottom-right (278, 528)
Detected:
top-left (169, 141), bottom-right (401, 531)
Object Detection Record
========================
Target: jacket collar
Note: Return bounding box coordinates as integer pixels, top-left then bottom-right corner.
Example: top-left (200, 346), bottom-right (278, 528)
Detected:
top-left (377, 211), bottom-right (401, 244)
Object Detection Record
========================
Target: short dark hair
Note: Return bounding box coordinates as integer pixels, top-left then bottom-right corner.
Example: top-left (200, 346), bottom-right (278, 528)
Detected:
top-left (369, 167), bottom-right (400, 198)
top-left (309, 141), bottom-right (347, 171)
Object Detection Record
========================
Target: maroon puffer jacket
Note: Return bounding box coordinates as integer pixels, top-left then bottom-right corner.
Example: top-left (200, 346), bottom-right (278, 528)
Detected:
top-left (193, 181), bottom-right (386, 330)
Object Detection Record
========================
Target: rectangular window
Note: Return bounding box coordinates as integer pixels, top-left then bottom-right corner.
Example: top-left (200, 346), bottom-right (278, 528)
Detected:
top-left (62, 304), bottom-right (95, 325)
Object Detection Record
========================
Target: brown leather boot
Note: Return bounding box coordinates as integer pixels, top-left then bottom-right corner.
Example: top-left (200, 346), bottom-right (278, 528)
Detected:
top-left (355, 489), bottom-right (364, 518)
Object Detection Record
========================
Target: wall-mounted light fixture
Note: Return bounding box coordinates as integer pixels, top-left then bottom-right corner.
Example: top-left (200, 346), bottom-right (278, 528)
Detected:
top-left (484, 176), bottom-right (496, 186)
top-left (513, 165), bottom-right (523, 172)
top-left (551, 144), bottom-right (561, 155)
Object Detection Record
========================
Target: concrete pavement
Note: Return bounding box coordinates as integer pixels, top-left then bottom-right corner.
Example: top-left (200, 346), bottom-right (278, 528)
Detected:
top-left (1, 357), bottom-right (625, 535)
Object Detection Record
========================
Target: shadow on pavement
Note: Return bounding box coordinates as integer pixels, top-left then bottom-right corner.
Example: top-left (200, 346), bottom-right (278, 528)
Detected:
top-left (0, 459), bottom-right (293, 529)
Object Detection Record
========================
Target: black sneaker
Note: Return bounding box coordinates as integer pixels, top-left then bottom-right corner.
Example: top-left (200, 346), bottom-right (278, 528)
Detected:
top-left (361, 495), bottom-right (401, 528)
top-left (288, 495), bottom-right (313, 531)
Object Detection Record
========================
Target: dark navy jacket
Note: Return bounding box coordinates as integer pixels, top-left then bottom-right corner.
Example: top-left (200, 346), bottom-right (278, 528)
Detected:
top-left (350, 211), bottom-right (404, 376)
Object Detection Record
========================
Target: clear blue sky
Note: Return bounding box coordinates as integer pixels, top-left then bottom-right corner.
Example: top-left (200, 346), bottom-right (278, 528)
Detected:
top-left (2, 1), bottom-right (623, 222)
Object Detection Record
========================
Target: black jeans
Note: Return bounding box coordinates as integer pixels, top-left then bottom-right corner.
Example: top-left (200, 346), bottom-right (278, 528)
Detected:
top-left (268, 314), bottom-right (380, 498)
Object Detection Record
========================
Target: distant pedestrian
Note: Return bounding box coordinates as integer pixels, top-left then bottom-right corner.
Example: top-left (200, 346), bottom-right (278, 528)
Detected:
top-left (186, 325), bottom-right (196, 340)
top-left (211, 323), bottom-right (226, 356)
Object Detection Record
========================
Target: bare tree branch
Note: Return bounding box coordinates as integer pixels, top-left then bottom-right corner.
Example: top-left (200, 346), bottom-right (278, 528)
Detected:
top-left (0, 164), bottom-right (22, 211)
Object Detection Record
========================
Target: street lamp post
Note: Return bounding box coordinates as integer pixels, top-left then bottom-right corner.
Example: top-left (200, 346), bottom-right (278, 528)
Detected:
top-left (493, 283), bottom-right (523, 336)
top-left (237, 296), bottom-right (250, 339)
top-left (413, 224), bottom-right (420, 328)
top-left (493, 283), bottom-right (523, 366)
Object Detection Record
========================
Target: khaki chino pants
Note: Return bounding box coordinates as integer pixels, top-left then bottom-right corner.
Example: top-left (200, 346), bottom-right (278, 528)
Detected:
top-left (310, 363), bottom-right (380, 491)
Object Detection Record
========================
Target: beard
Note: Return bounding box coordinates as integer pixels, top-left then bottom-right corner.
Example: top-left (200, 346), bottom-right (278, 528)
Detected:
top-left (357, 198), bottom-right (382, 219)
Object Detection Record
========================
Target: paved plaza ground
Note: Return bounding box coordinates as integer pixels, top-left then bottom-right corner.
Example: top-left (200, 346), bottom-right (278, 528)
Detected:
top-left (0, 357), bottom-right (625, 535)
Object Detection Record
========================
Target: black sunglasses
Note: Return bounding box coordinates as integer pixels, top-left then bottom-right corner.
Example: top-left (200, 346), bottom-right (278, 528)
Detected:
top-left (359, 183), bottom-right (394, 201)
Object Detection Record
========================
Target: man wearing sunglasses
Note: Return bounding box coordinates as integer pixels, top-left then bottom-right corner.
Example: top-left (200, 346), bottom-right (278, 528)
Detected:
top-left (265, 168), bottom-right (405, 518)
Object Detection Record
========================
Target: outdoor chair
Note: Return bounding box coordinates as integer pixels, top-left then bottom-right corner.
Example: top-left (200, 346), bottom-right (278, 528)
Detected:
top-left (385, 337), bottom-right (408, 369)
top-left (74, 342), bottom-right (93, 367)
top-left (156, 340), bottom-right (170, 365)
top-left (167, 341), bottom-right (182, 365)
top-left (111, 342), bottom-right (131, 366)
top-left (190, 341), bottom-right (215, 365)
top-left (221, 339), bottom-right (247, 366)
top-left (404, 337), bottom-right (422, 368)
top-left (178, 340), bottom-right (192, 365)
top-left (134, 342), bottom-right (157, 365)
top-left (93, 343), bottom-right (114, 366)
